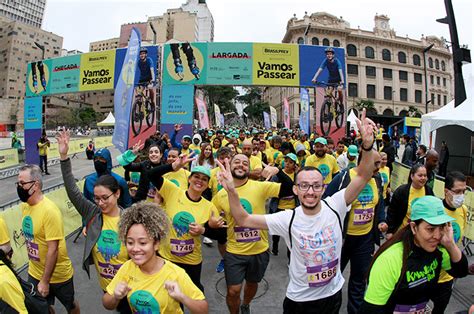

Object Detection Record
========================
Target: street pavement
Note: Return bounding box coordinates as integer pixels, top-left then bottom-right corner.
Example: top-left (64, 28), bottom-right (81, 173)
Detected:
top-left (1, 151), bottom-right (472, 313)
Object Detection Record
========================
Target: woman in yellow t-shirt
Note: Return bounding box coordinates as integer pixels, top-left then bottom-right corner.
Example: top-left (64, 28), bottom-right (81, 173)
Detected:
top-left (103, 202), bottom-right (208, 314)
top-left (0, 247), bottom-right (28, 313)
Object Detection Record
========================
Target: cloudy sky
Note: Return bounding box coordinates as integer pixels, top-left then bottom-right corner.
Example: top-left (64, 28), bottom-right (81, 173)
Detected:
top-left (43, 0), bottom-right (472, 74)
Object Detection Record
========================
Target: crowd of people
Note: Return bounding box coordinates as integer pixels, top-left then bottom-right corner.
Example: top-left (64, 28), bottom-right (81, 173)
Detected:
top-left (0, 109), bottom-right (472, 314)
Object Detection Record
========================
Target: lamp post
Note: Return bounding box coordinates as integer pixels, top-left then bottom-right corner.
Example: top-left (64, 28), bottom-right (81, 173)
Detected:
top-left (423, 43), bottom-right (434, 113)
top-left (392, 90), bottom-right (396, 116)
top-left (303, 23), bottom-right (311, 45)
top-left (34, 42), bottom-right (45, 60)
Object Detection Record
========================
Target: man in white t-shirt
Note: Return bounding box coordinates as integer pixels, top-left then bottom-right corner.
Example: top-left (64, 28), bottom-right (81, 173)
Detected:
top-left (217, 109), bottom-right (378, 313)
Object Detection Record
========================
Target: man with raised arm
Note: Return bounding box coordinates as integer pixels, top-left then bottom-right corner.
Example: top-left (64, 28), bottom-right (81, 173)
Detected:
top-left (217, 109), bottom-right (377, 314)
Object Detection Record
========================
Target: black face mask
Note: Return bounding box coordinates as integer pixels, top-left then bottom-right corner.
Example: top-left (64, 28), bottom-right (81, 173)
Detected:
top-left (94, 160), bottom-right (108, 174)
top-left (17, 185), bottom-right (34, 203)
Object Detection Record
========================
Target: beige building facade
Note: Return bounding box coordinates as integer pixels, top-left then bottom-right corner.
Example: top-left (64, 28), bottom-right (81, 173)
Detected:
top-left (89, 37), bottom-right (119, 52)
top-left (263, 12), bottom-right (453, 126)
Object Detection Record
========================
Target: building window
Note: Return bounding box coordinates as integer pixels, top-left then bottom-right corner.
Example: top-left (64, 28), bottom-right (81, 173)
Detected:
top-left (431, 93), bottom-right (435, 105)
top-left (297, 37), bottom-right (304, 45)
top-left (443, 78), bottom-right (446, 87)
top-left (348, 83), bottom-right (358, 97)
top-left (322, 38), bottom-right (330, 46)
top-left (437, 77), bottom-right (441, 85)
top-left (311, 37), bottom-right (319, 45)
top-left (382, 49), bottom-right (391, 61)
top-left (413, 54), bottom-right (421, 66)
top-left (383, 68), bottom-right (392, 79)
top-left (438, 94), bottom-right (441, 106)
top-left (415, 90), bottom-right (422, 103)
top-left (444, 95), bottom-right (447, 105)
top-left (399, 71), bottom-right (408, 81)
top-left (441, 60), bottom-right (446, 71)
top-left (384, 86), bottom-right (393, 100)
top-left (365, 46), bottom-right (375, 59)
top-left (398, 51), bottom-right (407, 63)
top-left (347, 44), bottom-right (357, 56)
top-left (366, 66), bottom-right (376, 77)
top-left (430, 75), bottom-right (434, 84)
top-left (347, 64), bottom-right (358, 75)
top-left (435, 59), bottom-right (440, 70)
top-left (367, 84), bottom-right (376, 98)
top-left (428, 57), bottom-right (433, 68)
top-left (400, 88), bottom-right (408, 101)
top-left (414, 73), bottom-right (422, 83)
top-left (333, 39), bottom-right (340, 47)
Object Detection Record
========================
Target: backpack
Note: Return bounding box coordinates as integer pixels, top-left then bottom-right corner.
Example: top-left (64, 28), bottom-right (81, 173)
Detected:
top-left (18, 277), bottom-right (49, 314)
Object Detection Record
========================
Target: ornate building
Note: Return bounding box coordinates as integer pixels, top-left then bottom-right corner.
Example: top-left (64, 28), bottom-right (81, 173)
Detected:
top-left (263, 12), bottom-right (453, 126)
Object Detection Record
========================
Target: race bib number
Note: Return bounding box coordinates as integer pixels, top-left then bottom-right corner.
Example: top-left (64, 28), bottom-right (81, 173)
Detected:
top-left (394, 301), bottom-right (427, 314)
top-left (26, 241), bottom-right (40, 262)
top-left (98, 261), bottom-right (121, 279)
top-left (353, 208), bottom-right (374, 225)
top-left (170, 239), bottom-right (195, 256)
top-left (234, 227), bottom-right (261, 243)
top-left (307, 259), bottom-right (338, 287)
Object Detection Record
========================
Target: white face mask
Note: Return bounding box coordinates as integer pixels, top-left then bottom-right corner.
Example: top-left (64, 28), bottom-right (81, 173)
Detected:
top-left (451, 193), bottom-right (465, 208)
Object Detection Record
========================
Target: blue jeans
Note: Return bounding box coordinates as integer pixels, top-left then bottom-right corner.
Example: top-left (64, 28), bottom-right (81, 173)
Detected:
top-left (341, 232), bottom-right (374, 314)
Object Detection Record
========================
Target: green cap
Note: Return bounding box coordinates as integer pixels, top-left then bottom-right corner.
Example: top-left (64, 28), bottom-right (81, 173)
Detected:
top-left (410, 196), bottom-right (455, 225)
top-left (117, 150), bottom-right (137, 166)
top-left (347, 145), bottom-right (359, 157)
top-left (284, 153), bottom-right (298, 164)
top-left (182, 135), bottom-right (192, 140)
top-left (314, 137), bottom-right (327, 145)
top-left (190, 166), bottom-right (211, 178)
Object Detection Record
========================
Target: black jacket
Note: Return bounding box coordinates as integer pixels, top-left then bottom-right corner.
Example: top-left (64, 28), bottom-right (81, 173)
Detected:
top-left (124, 160), bottom-right (162, 203)
top-left (386, 183), bottom-right (434, 233)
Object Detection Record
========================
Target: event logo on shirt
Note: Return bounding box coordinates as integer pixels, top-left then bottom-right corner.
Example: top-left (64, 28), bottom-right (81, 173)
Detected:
top-left (22, 216), bottom-right (34, 241)
top-left (129, 290), bottom-right (160, 314)
top-left (317, 164), bottom-right (330, 179)
top-left (380, 172), bottom-right (389, 186)
top-left (170, 179), bottom-right (180, 187)
top-left (97, 229), bottom-right (122, 262)
top-left (452, 222), bottom-right (461, 243)
top-left (173, 212), bottom-right (196, 237)
top-left (239, 198), bottom-right (253, 214)
top-left (357, 185), bottom-right (374, 207)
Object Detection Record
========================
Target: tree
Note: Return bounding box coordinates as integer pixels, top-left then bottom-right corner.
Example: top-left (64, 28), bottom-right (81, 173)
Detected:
top-left (201, 86), bottom-right (239, 114)
top-left (408, 105), bottom-right (423, 117)
top-left (238, 87), bottom-right (269, 123)
top-left (74, 107), bottom-right (97, 127)
top-left (354, 99), bottom-right (375, 111)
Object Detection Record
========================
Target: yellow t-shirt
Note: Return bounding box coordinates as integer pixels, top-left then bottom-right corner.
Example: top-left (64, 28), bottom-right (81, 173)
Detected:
top-left (106, 260), bottom-right (205, 314)
top-left (189, 144), bottom-right (201, 155)
top-left (379, 166), bottom-right (390, 199)
top-left (92, 214), bottom-right (129, 291)
top-left (21, 197), bottom-right (73, 284)
top-left (213, 180), bottom-right (280, 255)
top-left (0, 216), bottom-right (10, 245)
top-left (0, 264), bottom-right (27, 313)
top-left (221, 139), bottom-right (229, 147)
top-left (439, 205), bottom-right (467, 283)
top-left (163, 169), bottom-right (190, 190)
top-left (254, 151), bottom-right (263, 161)
top-left (297, 150), bottom-right (310, 167)
top-left (401, 186), bottom-right (426, 228)
top-left (293, 140), bottom-right (311, 151)
top-left (305, 154), bottom-right (340, 185)
top-left (277, 171), bottom-right (296, 210)
top-left (347, 169), bottom-right (380, 236)
top-left (265, 147), bottom-right (283, 166)
top-left (37, 141), bottom-right (49, 156)
top-left (159, 179), bottom-right (219, 265)
top-left (209, 167), bottom-right (223, 198)
top-left (249, 155), bottom-right (262, 171)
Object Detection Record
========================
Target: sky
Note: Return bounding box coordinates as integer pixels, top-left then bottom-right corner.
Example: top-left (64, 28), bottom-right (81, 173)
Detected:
top-left (43, 0), bottom-right (473, 74)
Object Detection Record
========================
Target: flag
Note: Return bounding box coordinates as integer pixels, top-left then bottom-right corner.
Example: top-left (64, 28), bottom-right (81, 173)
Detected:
top-left (299, 88), bottom-right (310, 134)
top-left (219, 113), bottom-right (225, 126)
top-left (214, 104), bottom-right (221, 127)
top-left (195, 96), bottom-right (210, 129)
top-left (263, 112), bottom-right (271, 129)
top-left (283, 97), bottom-right (290, 129)
top-left (270, 106), bottom-right (277, 128)
top-left (113, 27), bottom-right (141, 152)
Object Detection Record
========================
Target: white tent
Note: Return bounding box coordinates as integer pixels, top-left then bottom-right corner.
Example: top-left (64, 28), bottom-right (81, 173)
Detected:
top-left (97, 112), bottom-right (115, 127)
top-left (347, 110), bottom-right (359, 132)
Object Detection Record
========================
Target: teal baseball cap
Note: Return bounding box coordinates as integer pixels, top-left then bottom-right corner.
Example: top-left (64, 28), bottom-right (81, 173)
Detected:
top-left (410, 196), bottom-right (455, 225)
top-left (347, 145), bottom-right (359, 157)
top-left (314, 137), bottom-right (327, 145)
top-left (190, 166), bottom-right (211, 178)
top-left (284, 153), bottom-right (298, 164)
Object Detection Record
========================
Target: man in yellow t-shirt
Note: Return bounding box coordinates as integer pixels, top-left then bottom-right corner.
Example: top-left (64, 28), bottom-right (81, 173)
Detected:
top-left (0, 216), bottom-right (11, 256)
top-left (293, 133), bottom-right (311, 152)
top-left (305, 137), bottom-right (339, 185)
top-left (266, 135), bottom-right (284, 166)
top-left (162, 148), bottom-right (190, 189)
top-left (241, 139), bottom-right (262, 180)
top-left (433, 171), bottom-right (468, 313)
top-left (17, 165), bottom-right (79, 313)
top-left (212, 153), bottom-right (294, 314)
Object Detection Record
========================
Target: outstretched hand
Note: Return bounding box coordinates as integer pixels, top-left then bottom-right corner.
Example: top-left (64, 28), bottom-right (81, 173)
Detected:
top-left (216, 159), bottom-right (235, 192)
top-left (261, 162), bottom-right (279, 181)
top-left (174, 124), bottom-right (183, 132)
top-left (171, 151), bottom-right (196, 171)
top-left (131, 140), bottom-right (144, 155)
top-left (55, 129), bottom-right (70, 160)
top-left (355, 108), bottom-right (377, 149)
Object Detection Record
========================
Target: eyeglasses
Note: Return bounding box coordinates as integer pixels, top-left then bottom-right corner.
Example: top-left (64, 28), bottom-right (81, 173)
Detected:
top-left (15, 180), bottom-right (36, 188)
top-left (94, 192), bottom-right (115, 204)
top-left (297, 183), bottom-right (324, 192)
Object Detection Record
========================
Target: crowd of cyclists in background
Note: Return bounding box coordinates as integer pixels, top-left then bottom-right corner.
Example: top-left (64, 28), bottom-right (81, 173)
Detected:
top-left (1, 109), bottom-right (472, 313)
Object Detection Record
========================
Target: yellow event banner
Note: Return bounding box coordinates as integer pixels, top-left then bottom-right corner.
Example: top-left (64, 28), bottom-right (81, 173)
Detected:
top-left (252, 43), bottom-right (299, 86)
top-left (0, 148), bottom-right (20, 170)
top-left (79, 50), bottom-right (115, 91)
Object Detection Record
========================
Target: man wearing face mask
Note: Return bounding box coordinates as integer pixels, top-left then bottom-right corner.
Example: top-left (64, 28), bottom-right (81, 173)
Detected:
top-left (17, 165), bottom-right (80, 313)
top-left (83, 148), bottom-right (132, 208)
top-left (432, 171), bottom-right (468, 314)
